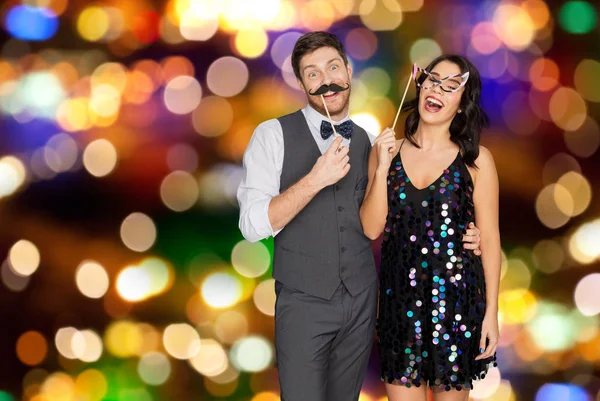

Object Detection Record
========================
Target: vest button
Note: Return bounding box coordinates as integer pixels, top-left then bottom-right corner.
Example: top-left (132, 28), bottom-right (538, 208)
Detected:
top-left (340, 226), bottom-right (346, 232)
top-left (341, 247), bottom-right (347, 252)
top-left (341, 266), bottom-right (347, 272)
top-left (338, 206), bottom-right (344, 212)
top-left (335, 185), bottom-right (340, 191)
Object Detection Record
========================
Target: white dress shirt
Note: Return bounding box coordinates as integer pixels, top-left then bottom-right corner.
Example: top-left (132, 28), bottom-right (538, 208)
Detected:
top-left (237, 104), bottom-right (376, 243)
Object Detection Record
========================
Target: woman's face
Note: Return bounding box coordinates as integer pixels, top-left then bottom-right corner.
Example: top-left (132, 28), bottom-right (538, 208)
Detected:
top-left (418, 60), bottom-right (467, 127)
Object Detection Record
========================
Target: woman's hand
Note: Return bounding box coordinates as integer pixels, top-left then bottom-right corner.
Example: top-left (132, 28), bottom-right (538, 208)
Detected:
top-left (475, 311), bottom-right (499, 361)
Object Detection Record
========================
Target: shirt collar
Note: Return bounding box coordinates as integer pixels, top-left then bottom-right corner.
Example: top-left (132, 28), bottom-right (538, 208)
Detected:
top-left (304, 103), bottom-right (350, 132)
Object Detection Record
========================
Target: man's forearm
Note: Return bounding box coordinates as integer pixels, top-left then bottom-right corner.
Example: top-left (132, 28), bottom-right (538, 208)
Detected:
top-left (268, 173), bottom-right (322, 232)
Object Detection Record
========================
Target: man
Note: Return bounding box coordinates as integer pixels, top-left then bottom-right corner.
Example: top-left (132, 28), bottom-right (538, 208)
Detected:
top-left (237, 31), bottom-right (481, 401)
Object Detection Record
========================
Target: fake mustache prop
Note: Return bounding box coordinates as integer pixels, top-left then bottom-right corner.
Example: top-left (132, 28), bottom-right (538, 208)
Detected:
top-left (309, 82), bottom-right (350, 138)
top-left (308, 82), bottom-right (350, 96)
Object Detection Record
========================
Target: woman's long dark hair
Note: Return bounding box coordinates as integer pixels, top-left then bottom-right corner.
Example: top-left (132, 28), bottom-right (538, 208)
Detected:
top-left (402, 55), bottom-right (489, 167)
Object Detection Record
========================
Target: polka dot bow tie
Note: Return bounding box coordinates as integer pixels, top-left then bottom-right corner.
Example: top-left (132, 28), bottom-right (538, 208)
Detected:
top-left (320, 120), bottom-right (354, 140)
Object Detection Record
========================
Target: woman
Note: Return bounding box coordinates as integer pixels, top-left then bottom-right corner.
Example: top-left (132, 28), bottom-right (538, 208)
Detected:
top-left (360, 55), bottom-right (500, 401)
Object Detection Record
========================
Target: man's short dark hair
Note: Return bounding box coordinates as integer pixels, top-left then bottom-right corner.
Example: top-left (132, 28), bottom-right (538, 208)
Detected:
top-left (291, 31), bottom-right (349, 81)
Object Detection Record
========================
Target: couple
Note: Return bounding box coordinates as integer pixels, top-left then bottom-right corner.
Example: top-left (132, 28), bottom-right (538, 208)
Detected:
top-left (237, 31), bottom-right (500, 401)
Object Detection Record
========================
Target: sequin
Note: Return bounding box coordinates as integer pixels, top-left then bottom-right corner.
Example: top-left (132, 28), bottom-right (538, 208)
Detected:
top-left (378, 150), bottom-right (497, 391)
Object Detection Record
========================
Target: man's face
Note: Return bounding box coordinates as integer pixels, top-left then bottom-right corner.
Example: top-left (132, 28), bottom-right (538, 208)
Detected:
top-left (297, 46), bottom-right (352, 118)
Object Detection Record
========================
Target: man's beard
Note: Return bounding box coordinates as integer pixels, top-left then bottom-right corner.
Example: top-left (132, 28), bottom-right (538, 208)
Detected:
top-left (306, 85), bottom-right (351, 118)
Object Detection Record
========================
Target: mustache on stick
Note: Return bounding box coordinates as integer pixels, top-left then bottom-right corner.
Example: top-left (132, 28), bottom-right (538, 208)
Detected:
top-left (308, 82), bottom-right (350, 96)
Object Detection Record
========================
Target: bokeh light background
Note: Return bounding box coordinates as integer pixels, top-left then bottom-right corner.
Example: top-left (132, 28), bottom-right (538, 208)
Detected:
top-left (0, 0), bottom-right (599, 400)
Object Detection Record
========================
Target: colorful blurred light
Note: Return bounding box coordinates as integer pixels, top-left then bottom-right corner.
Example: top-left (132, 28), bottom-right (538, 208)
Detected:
top-left (163, 75), bottom-right (202, 115)
top-left (568, 219), bottom-right (600, 264)
top-left (192, 96), bottom-right (234, 137)
top-left (40, 372), bottom-right (75, 401)
top-left (535, 383), bottom-right (590, 401)
top-left (1, 260), bottom-right (30, 291)
top-left (230, 336), bottom-right (273, 373)
top-left (522, 0), bottom-right (551, 30)
top-left (492, 4), bottom-right (535, 51)
top-left (116, 266), bottom-right (151, 302)
top-left (71, 329), bottom-right (103, 362)
top-left (138, 352), bottom-right (171, 385)
top-left (559, 1), bottom-right (597, 34)
top-left (6, 5), bottom-right (59, 41)
top-left (77, 7), bottom-right (110, 42)
top-left (0, 156), bottom-right (26, 198)
top-left (160, 171), bottom-right (199, 212)
top-left (351, 112), bottom-right (381, 138)
top-left (527, 302), bottom-right (579, 351)
top-left (574, 274), bottom-right (600, 316)
top-left (206, 57), bottom-right (249, 97)
top-left (231, 240), bottom-right (271, 278)
top-left (138, 257), bottom-right (173, 297)
top-left (556, 172), bottom-right (592, 217)
top-left (75, 260), bottom-right (110, 299)
top-left (167, 143), bottom-right (199, 172)
top-left (16, 72), bottom-right (66, 119)
top-left (120, 212), bottom-right (157, 252)
top-left (470, 22), bottom-right (502, 55)
top-left (104, 320), bottom-right (142, 358)
top-left (75, 369), bottom-right (107, 401)
top-left (409, 38), bottom-right (442, 67)
top-left (529, 57), bottom-right (560, 92)
top-left (45, 133), bottom-right (78, 173)
top-left (8, 239), bottom-right (40, 276)
top-left (234, 28), bottom-right (269, 58)
top-left (564, 116), bottom-right (600, 158)
top-left (163, 323), bottom-right (201, 360)
top-left (299, 0), bottom-right (335, 31)
top-left (189, 338), bottom-right (228, 377)
top-left (359, 0), bottom-right (403, 31)
top-left (83, 139), bottom-right (118, 177)
top-left (535, 184), bottom-right (571, 229)
top-left (542, 152), bottom-right (581, 185)
top-left (499, 289), bottom-right (538, 324)
top-left (532, 240), bottom-right (564, 274)
top-left (179, 11), bottom-right (219, 41)
top-left (201, 272), bottom-right (243, 308)
top-left (214, 311), bottom-right (248, 345)
top-left (574, 59), bottom-right (600, 103)
top-left (271, 32), bottom-right (303, 69)
top-left (55, 327), bottom-right (79, 359)
top-left (549, 87), bottom-right (587, 131)
top-left (16, 331), bottom-right (47, 366)
top-left (253, 279), bottom-right (276, 316)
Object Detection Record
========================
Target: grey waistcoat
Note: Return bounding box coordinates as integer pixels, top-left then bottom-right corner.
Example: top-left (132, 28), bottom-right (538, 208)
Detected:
top-left (273, 110), bottom-right (377, 300)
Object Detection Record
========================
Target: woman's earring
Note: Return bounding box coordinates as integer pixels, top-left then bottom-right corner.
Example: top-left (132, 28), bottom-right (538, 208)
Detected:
top-left (458, 109), bottom-right (462, 114)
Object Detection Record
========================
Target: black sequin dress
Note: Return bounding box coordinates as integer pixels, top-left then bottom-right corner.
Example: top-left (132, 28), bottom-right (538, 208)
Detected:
top-left (377, 146), bottom-right (497, 392)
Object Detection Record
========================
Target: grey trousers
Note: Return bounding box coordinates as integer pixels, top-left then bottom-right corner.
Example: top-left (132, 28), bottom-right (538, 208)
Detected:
top-left (274, 280), bottom-right (378, 401)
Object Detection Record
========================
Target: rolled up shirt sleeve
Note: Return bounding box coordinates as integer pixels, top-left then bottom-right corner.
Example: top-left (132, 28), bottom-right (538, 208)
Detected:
top-left (237, 119), bottom-right (284, 242)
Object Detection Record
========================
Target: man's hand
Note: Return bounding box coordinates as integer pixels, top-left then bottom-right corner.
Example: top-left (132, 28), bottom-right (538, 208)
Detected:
top-left (308, 136), bottom-right (351, 189)
top-left (463, 222), bottom-right (482, 256)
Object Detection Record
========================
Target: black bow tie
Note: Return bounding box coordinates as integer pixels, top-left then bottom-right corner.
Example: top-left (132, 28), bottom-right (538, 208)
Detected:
top-left (320, 120), bottom-right (354, 140)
